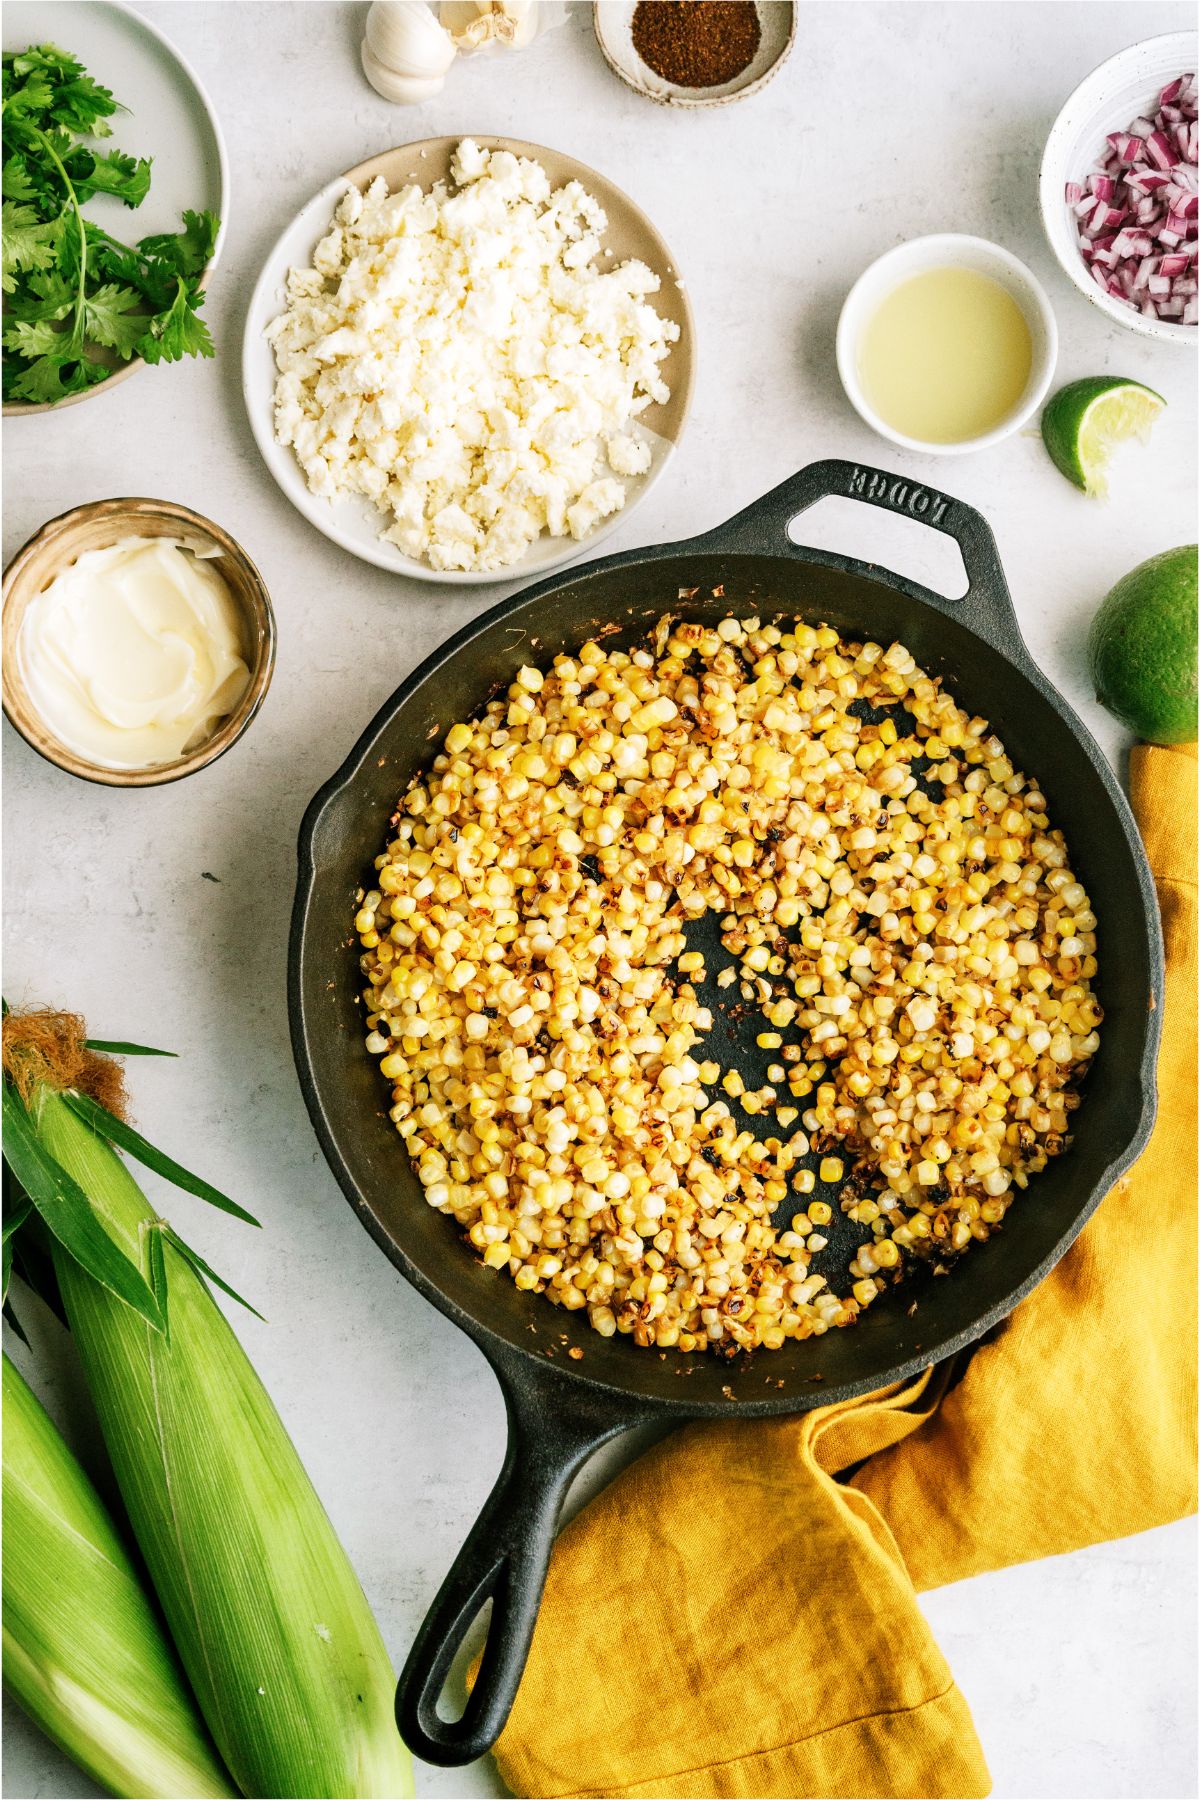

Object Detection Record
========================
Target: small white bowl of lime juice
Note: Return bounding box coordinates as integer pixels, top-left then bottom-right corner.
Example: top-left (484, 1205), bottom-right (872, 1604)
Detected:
top-left (836, 234), bottom-right (1058, 456)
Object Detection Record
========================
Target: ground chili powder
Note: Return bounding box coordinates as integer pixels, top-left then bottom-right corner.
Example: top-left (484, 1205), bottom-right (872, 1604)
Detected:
top-left (631, 1), bottom-right (762, 89)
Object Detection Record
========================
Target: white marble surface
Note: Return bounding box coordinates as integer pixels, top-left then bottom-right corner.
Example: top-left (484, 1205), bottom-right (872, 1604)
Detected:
top-left (3, 4), bottom-right (1196, 1797)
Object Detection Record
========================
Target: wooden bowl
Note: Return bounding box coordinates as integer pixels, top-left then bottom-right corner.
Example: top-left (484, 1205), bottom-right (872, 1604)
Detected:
top-left (2, 497), bottom-right (275, 787)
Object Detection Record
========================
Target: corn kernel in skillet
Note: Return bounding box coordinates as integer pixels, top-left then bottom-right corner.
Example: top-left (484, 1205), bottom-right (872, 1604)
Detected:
top-left (357, 613), bottom-right (1100, 1356)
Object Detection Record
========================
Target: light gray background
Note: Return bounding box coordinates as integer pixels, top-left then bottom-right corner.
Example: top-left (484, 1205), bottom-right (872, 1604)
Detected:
top-left (3, 4), bottom-right (1196, 1798)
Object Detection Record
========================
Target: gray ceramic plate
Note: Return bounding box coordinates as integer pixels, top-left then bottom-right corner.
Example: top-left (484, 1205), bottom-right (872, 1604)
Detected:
top-left (2, 0), bottom-right (228, 415)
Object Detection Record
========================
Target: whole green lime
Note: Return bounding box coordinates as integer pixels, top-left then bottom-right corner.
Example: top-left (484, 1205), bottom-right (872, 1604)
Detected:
top-left (1088, 546), bottom-right (1198, 745)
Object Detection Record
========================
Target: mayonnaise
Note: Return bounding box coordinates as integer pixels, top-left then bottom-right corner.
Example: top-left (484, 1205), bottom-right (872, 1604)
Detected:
top-left (19, 536), bottom-right (251, 770)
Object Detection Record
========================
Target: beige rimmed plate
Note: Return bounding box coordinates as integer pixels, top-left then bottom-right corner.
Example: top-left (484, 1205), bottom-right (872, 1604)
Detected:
top-left (242, 137), bottom-right (695, 586)
top-left (594, 2), bottom-right (795, 108)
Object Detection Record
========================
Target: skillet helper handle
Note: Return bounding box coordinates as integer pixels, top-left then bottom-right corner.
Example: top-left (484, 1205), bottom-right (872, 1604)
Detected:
top-left (709, 457), bottom-right (1029, 663)
top-left (396, 1356), bottom-right (637, 1766)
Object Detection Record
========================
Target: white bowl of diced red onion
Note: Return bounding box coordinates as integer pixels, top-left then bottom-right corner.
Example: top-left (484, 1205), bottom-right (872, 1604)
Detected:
top-left (1040, 32), bottom-right (1197, 343)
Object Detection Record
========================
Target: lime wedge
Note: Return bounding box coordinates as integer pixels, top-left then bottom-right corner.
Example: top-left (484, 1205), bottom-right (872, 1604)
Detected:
top-left (1041, 377), bottom-right (1166, 498)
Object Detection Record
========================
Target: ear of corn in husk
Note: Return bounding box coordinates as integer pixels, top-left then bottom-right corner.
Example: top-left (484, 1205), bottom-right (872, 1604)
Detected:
top-left (32, 1088), bottom-right (414, 1800)
top-left (2, 1352), bottom-right (236, 1800)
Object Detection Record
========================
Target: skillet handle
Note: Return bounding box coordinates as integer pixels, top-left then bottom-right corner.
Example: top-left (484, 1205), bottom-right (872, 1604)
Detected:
top-left (396, 1347), bottom-right (643, 1766)
top-left (702, 457), bottom-right (1030, 664)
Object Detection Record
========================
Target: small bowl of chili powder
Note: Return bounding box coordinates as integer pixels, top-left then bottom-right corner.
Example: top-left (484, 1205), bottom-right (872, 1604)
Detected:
top-left (594, 1), bottom-right (795, 108)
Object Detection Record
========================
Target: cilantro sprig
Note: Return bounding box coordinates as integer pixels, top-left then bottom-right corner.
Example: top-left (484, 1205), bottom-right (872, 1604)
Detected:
top-left (2, 43), bottom-right (220, 405)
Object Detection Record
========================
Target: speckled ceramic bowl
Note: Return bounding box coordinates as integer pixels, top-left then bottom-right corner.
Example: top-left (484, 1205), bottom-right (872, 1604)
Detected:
top-left (2, 497), bottom-right (275, 786)
top-left (1039, 30), bottom-right (1197, 345)
top-left (593, 1), bottom-right (794, 108)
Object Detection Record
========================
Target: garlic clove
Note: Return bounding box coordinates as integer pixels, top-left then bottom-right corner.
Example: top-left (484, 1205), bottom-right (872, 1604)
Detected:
top-left (366, 1), bottom-right (456, 79)
top-left (443, 0), bottom-right (537, 52)
top-left (360, 38), bottom-right (449, 101)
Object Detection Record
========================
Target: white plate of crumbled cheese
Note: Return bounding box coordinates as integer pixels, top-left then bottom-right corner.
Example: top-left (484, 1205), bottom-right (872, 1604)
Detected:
top-left (242, 135), bottom-right (694, 584)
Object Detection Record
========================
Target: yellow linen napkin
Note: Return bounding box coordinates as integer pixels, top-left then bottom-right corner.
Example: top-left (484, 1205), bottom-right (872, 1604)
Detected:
top-left (489, 744), bottom-right (1196, 1800)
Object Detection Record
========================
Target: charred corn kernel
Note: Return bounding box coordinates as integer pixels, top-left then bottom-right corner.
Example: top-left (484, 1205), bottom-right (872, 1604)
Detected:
top-left (358, 611), bottom-right (1098, 1356)
top-left (807, 1201), bottom-right (832, 1226)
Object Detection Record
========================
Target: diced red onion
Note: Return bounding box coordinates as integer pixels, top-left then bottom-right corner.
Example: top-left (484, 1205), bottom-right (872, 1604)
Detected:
top-left (1146, 130), bottom-right (1177, 169)
top-left (1068, 72), bottom-right (1198, 324)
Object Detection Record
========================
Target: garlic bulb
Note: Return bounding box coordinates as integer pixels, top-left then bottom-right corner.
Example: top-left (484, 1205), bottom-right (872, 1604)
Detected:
top-left (442, 0), bottom-right (538, 52)
top-left (361, 1), bottom-right (456, 100)
top-left (361, 40), bottom-right (448, 102)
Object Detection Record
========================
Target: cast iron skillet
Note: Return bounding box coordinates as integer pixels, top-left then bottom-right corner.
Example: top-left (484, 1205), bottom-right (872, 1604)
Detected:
top-left (289, 459), bottom-right (1162, 1767)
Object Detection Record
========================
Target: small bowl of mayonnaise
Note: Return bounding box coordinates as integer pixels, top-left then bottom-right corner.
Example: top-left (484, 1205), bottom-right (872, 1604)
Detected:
top-left (2, 498), bottom-right (275, 787)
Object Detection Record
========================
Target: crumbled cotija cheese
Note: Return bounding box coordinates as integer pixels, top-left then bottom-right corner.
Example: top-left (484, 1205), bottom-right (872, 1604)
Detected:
top-left (266, 140), bottom-right (679, 573)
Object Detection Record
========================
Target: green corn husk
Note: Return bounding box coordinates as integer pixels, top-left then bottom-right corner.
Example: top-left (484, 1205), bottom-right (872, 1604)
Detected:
top-left (2, 1353), bottom-right (235, 1800)
top-left (37, 1091), bottom-right (413, 1800)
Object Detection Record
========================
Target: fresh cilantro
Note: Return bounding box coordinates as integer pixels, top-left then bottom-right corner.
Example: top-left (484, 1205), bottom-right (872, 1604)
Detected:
top-left (1, 42), bottom-right (220, 403)
top-left (1, 201), bottom-right (60, 291)
top-left (138, 275), bottom-right (214, 363)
